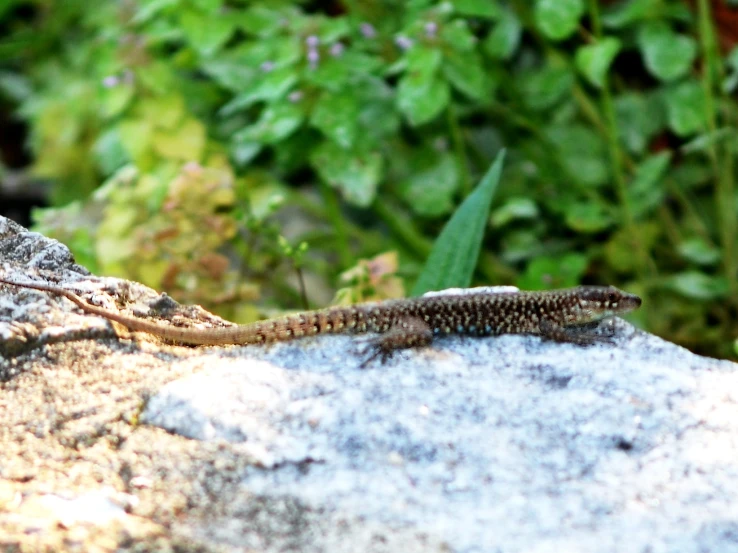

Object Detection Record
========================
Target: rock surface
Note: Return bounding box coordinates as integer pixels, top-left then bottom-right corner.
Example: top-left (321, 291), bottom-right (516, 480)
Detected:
top-left (1, 215), bottom-right (737, 552)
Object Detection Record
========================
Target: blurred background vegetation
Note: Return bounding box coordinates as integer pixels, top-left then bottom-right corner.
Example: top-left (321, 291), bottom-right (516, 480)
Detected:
top-left (0, 0), bottom-right (737, 358)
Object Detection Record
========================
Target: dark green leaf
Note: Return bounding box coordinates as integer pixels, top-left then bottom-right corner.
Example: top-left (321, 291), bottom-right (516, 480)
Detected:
top-left (397, 73), bottom-right (450, 126)
top-left (681, 128), bottom-right (738, 154)
top-left (545, 125), bottom-right (609, 187)
top-left (451, 0), bottom-right (502, 19)
top-left (564, 202), bottom-right (614, 233)
top-left (629, 152), bottom-right (670, 218)
top-left (575, 37), bottom-right (622, 88)
top-left (602, 0), bottom-right (663, 28)
top-left (202, 61), bottom-right (257, 92)
top-left (179, 8), bottom-right (234, 57)
top-left (519, 66), bottom-right (574, 111)
top-left (235, 102), bottom-right (304, 144)
top-left (534, 0), bottom-right (584, 41)
top-left (406, 46), bottom-right (443, 80)
top-left (664, 81), bottom-right (706, 137)
top-left (664, 271), bottom-right (730, 300)
top-left (219, 68), bottom-right (298, 115)
top-left (604, 224), bottom-right (660, 273)
top-left (310, 91), bottom-right (359, 148)
top-left (412, 150), bottom-right (505, 295)
top-left (93, 129), bottom-right (128, 175)
top-left (491, 198), bottom-right (539, 227)
top-left (400, 150), bottom-right (460, 217)
top-left (442, 50), bottom-right (491, 100)
top-left (483, 8), bottom-right (522, 60)
top-left (356, 78), bottom-right (400, 142)
top-left (439, 19), bottom-right (477, 52)
top-left (638, 22), bottom-right (697, 82)
top-left (516, 253), bottom-right (589, 290)
top-left (614, 92), bottom-right (666, 154)
top-left (677, 237), bottom-right (721, 266)
top-left (309, 141), bottom-right (383, 207)
top-left (235, 6), bottom-right (287, 37)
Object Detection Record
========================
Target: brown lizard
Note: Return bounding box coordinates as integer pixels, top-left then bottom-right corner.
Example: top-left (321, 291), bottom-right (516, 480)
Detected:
top-left (0, 276), bottom-right (641, 361)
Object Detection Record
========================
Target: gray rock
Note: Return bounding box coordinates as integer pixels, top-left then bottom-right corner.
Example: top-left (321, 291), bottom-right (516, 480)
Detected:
top-left (1, 215), bottom-right (737, 553)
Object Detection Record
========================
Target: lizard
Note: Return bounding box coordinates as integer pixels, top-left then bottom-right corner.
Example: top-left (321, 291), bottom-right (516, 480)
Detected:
top-left (0, 276), bottom-right (641, 362)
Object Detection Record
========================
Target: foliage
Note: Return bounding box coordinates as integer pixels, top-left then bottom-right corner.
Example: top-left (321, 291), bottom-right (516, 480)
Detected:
top-left (1, 0), bottom-right (737, 357)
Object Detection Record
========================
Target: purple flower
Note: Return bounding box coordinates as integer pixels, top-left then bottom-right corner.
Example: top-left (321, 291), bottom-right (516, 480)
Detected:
top-left (330, 42), bottom-right (345, 57)
top-left (424, 21), bottom-right (438, 38)
top-left (307, 48), bottom-right (320, 68)
top-left (288, 90), bottom-right (303, 102)
top-left (360, 22), bottom-right (376, 38)
top-left (394, 35), bottom-right (414, 50)
top-left (305, 35), bottom-right (319, 47)
top-left (260, 61), bottom-right (275, 72)
top-left (102, 75), bottom-right (119, 88)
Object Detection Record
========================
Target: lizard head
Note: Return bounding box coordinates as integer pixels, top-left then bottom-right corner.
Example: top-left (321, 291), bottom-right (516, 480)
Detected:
top-left (568, 285), bottom-right (642, 323)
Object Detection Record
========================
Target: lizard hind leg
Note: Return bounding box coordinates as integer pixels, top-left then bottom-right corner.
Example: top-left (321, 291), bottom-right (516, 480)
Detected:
top-left (360, 316), bottom-right (434, 368)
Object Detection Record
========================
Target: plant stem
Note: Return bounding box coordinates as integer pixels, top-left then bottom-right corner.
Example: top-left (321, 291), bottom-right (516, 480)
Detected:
top-left (696, 0), bottom-right (736, 297)
top-left (446, 104), bottom-right (471, 195)
top-left (318, 181), bottom-right (352, 268)
top-left (372, 201), bottom-right (432, 259)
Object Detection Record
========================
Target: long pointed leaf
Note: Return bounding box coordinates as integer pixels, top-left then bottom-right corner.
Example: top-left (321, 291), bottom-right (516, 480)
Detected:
top-left (412, 150), bottom-right (505, 296)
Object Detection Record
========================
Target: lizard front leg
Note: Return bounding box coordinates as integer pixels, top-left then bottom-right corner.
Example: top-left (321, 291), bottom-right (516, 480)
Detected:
top-left (361, 316), bottom-right (434, 367)
top-left (539, 318), bottom-right (615, 346)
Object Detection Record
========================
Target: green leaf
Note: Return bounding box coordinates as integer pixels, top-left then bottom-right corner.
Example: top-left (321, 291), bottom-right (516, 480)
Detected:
top-left (451, 0), bottom-right (502, 19)
top-left (310, 91), bottom-right (359, 148)
top-left (628, 152), bottom-right (670, 218)
top-left (575, 37), bottom-right (621, 88)
top-left (534, 0), bottom-right (584, 41)
top-left (664, 81), bottom-right (706, 137)
top-left (93, 129), bottom-right (128, 175)
top-left (724, 46), bottom-right (738, 93)
top-left (677, 237), bottom-right (721, 266)
top-left (681, 128), bottom-right (738, 155)
top-left (483, 8), bottom-right (522, 60)
top-left (139, 94), bottom-right (185, 130)
top-left (356, 78), bottom-right (400, 142)
top-left (101, 84), bottom-right (135, 119)
top-left (219, 67), bottom-right (298, 115)
top-left (545, 125), bottom-right (609, 187)
top-left (202, 61), bottom-right (257, 92)
top-left (309, 141), bottom-right (383, 207)
top-left (638, 22), bottom-right (697, 82)
top-left (397, 73), bottom-right (450, 126)
top-left (491, 197), bottom-right (539, 227)
top-left (442, 50), bottom-right (490, 100)
top-left (230, 141), bottom-right (262, 168)
top-left (180, 8), bottom-right (234, 57)
top-left (412, 150), bottom-right (505, 295)
top-left (235, 102), bottom-right (305, 144)
top-left (406, 46), bottom-right (443, 81)
top-left (604, 224), bottom-right (660, 273)
top-left (400, 150), bottom-right (460, 217)
top-left (614, 92), bottom-right (665, 154)
top-left (564, 202), bottom-right (614, 233)
top-left (519, 66), bottom-right (574, 111)
top-left (664, 271), bottom-right (730, 300)
top-left (236, 6), bottom-right (289, 37)
top-left (440, 19), bottom-right (477, 52)
top-left (602, 0), bottom-right (663, 28)
top-left (151, 118), bottom-right (206, 160)
top-left (516, 253), bottom-right (588, 290)
top-left (119, 119), bottom-right (153, 164)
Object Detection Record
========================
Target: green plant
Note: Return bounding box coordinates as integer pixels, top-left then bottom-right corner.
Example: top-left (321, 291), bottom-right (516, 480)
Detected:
top-left (1, 0), bottom-right (737, 357)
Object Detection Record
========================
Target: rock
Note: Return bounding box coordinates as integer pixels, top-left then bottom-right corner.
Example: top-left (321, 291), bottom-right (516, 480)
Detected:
top-left (1, 215), bottom-right (737, 552)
